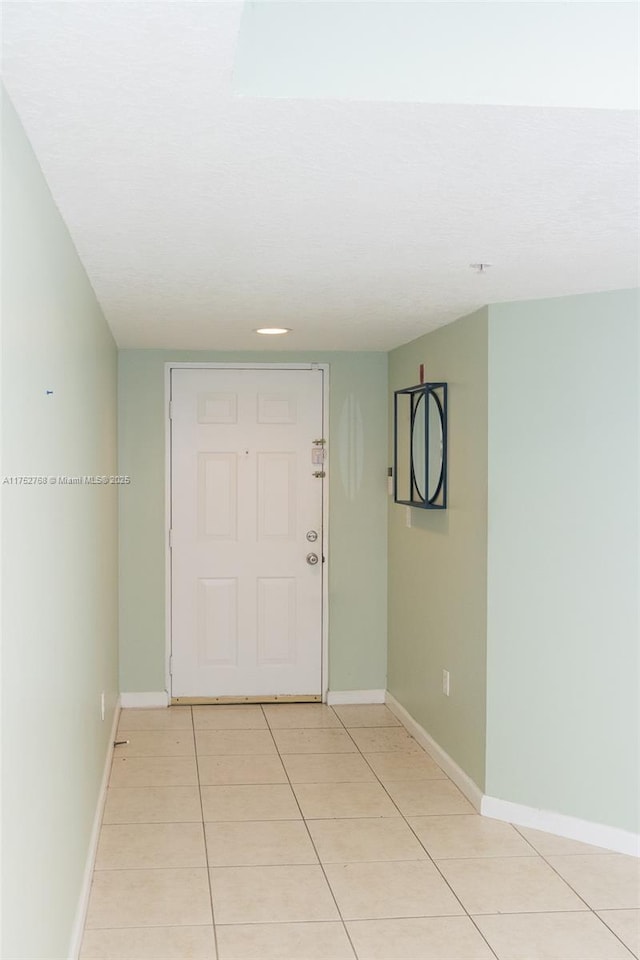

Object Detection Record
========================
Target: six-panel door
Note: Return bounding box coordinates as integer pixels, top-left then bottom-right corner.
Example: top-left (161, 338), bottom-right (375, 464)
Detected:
top-left (170, 367), bottom-right (324, 698)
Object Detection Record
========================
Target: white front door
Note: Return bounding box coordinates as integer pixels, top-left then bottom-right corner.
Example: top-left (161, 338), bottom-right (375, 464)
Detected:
top-left (170, 366), bottom-right (325, 699)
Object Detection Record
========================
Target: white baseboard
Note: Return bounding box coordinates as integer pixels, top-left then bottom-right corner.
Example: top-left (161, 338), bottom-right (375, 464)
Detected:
top-left (384, 691), bottom-right (639, 858)
top-left (120, 691), bottom-right (169, 708)
top-left (385, 692), bottom-right (484, 812)
top-left (482, 795), bottom-right (640, 857)
top-left (327, 689), bottom-right (386, 705)
top-left (68, 698), bottom-right (121, 959)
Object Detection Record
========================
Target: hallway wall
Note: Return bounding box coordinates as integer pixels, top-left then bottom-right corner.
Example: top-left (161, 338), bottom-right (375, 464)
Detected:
top-left (486, 289), bottom-right (640, 834)
top-left (118, 350), bottom-right (388, 696)
top-left (1, 90), bottom-right (119, 958)
top-left (387, 309), bottom-right (489, 790)
top-left (386, 291), bottom-right (639, 838)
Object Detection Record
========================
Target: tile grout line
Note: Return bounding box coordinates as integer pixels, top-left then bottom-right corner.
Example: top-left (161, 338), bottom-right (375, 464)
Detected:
top-left (358, 714), bottom-right (633, 956)
top-left (594, 913), bottom-right (640, 959)
top-left (360, 710), bottom-right (636, 946)
top-left (270, 706), bottom-right (498, 958)
top-left (265, 706), bottom-right (361, 960)
top-left (192, 705), bottom-right (220, 960)
top-left (111, 707), bottom-right (636, 958)
top-left (509, 822), bottom-right (637, 954)
top-left (339, 709), bottom-right (636, 958)
top-left (512, 822), bottom-right (601, 915)
top-left (336, 719), bottom-right (501, 960)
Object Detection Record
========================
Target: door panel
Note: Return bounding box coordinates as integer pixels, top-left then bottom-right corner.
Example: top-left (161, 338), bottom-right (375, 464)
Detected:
top-left (257, 577), bottom-right (296, 664)
top-left (199, 452), bottom-right (238, 539)
top-left (257, 452), bottom-right (296, 540)
top-left (197, 577), bottom-right (238, 666)
top-left (170, 367), bottom-right (324, 699)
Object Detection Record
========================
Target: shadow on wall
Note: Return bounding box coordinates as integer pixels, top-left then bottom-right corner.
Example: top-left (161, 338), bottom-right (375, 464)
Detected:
top-left (338, 392), bottom-right (364, 501)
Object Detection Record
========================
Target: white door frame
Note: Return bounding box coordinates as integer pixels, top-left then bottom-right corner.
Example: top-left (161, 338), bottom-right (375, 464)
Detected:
top-left (164, 362), bottom-right (330, 702)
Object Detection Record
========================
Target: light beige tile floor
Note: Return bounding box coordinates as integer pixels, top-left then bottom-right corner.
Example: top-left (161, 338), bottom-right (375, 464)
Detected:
top-left (81, 704), bottom-right (639, 960)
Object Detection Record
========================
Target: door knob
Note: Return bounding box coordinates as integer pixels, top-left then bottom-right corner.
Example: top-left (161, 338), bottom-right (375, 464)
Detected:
top-left (306, 552), bottom-right (319, 565)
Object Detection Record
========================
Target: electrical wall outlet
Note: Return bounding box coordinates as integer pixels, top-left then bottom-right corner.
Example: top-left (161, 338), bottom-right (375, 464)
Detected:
top-left (442, 670), bottom-right (450, 696)
top-left (405, 506), bottom-right (412, 528)
top-left (101, 691), bottom-right (105, 721)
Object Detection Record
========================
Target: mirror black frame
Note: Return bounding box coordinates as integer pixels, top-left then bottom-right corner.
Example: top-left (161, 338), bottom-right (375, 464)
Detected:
top-left (393, 381), bottom-right (448, 509)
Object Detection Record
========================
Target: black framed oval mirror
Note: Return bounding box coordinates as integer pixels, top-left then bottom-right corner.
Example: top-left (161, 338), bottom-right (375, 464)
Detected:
top-left (411, 391), bottom-right (426, 501)
top-left (427, 389), bottom-right (445, 504)
top-left (394, 381), bottom-right (447, 510)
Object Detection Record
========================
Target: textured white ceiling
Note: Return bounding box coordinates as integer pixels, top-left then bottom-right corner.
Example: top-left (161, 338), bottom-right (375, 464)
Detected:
top-left (2, 1), bottom-right (638, 351)
top-left (235, 2), bottom-right (638, 109)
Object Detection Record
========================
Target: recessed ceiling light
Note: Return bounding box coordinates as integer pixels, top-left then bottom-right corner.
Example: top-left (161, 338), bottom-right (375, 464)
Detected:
top-left (255, 327), bottom-right (291, 335)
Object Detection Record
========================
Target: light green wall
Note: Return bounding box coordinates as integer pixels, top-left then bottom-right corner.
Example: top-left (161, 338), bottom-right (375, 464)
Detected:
top-left (387, 309), bottom-right (489, 789)
top-left (486, 290), bottom-right (639, 833)
top-left (1, 90), bottom-right (119, 958)
top-left (118, 350), bottom-right (388, 693)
